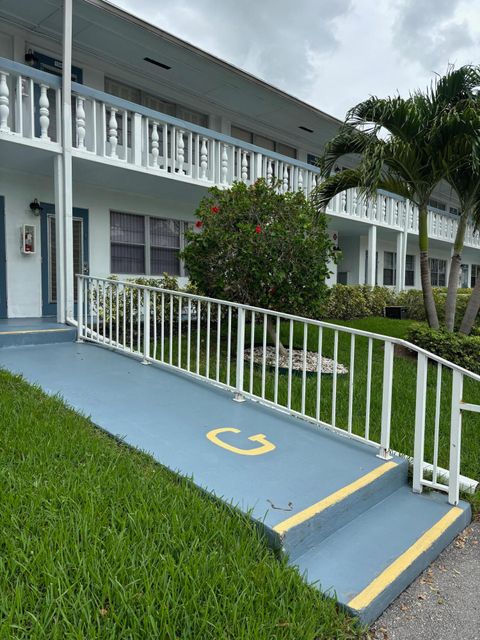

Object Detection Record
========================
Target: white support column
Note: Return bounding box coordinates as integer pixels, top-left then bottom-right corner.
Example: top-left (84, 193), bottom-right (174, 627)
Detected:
top-left (367, 224), bottom-right (377, 286)
top-left (61, 0), bottom-right (74, 322)
top-left (54, 155), bottom-right (66, 323)
top-left (396, 230), bottom-right (404, 293)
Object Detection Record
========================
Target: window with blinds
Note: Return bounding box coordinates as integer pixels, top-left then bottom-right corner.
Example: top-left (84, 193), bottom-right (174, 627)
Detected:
top-left (429, 258), bottom-right (447, 287)
top-left (104, 78), bottom-right (208, 127)
top-left (383, 251), bottom-right (396, 286)
top-left (150, 218), bottom-right (181, 276)
top-left (110, 211), bottom-right (186, 276)
top-left (405, 254), bottom-right (415, 286)
top-left (230, 125), bottom-right (296, 159)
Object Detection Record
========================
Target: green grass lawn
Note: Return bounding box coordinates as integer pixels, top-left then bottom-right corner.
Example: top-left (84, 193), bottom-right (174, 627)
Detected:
top-left (154, 315), bottom-right (480, 491)
top-left (0, 371), bottom-right (362, 640)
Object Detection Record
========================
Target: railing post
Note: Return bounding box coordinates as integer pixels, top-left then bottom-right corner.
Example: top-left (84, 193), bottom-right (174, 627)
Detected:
top-left (448, 370), bottom-right (463, 505)
top-left (413, 353), bottom-right (428, 493)
top-left (0, 72), bottom-right (10, 132)
top-left (76, 275), bottom-right (83, 343)
top-left (142, 288), bottom-right (151, 364)
top-left (233, 307), bottom-right (246, 402)
top-left (378, 340), bottom-right (394, 459)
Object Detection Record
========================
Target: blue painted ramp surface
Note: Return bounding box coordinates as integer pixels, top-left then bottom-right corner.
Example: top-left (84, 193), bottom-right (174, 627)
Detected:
top-left (0, 341), bottom-right (390, 528)
top-left (0, 341), bottom-right (471, 624)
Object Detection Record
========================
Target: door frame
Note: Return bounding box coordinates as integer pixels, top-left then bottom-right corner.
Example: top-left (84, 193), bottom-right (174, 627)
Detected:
top-left (40, 203), bottom-right (89, 317)
top-left (0, 196), bottom-right (6, 318)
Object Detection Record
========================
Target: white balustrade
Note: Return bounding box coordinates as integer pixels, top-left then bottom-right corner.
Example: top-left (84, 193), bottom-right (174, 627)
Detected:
top-left (151, 121), bottom-right (159, 168)
top-left (176, 129), bottom-right (185, 174)
top-left (108, 107), bottom-right (118, 158)
top-left (200, 137), bottom-right (208, 180)
top-left (221, 143), bottom-right (228, 184)
top-left (0, 72), bottom-right (10, 132)
top-left (38, 84), bottom-right (50, 140)
top-left (75, 96), bottom-right (86, 150)
top-left (241, 150), bottom-right (248, 182)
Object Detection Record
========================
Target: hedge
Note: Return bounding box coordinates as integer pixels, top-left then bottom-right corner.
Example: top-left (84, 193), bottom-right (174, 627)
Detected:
top-left (321, 284), bottom-right (478, 329)
top-left (406, 324), bottom-right (480, 375)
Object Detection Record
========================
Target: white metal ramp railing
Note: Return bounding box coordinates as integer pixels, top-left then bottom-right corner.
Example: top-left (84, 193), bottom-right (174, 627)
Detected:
top-left (76, 275), bottom-right (480, 506)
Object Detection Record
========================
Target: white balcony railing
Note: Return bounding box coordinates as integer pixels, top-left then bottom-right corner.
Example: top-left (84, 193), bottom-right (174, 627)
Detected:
top-left (0, 56), bottom-right (479, 249)
top-left (77, 275), bottom-right (480, 506)
top-left (70, 82), bottom-right (318, 194)
top-left (0, 57), bottom-right (62, 147)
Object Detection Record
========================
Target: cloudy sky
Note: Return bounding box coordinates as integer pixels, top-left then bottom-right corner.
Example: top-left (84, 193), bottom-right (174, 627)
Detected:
top-left (111, 0), bottom-right (480, 120)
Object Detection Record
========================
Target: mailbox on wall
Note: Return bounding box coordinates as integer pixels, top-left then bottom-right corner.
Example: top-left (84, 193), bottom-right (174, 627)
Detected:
top-left (21, 224), bottom-right (36, 254)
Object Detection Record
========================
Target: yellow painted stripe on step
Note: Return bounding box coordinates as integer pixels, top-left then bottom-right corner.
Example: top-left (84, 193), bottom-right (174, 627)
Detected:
top-left (273, 461), bottom-right (398, 535)
top-left (0, 328), bottom-right (71, 335)
top-left (348, 506), bottom-right (463, 612)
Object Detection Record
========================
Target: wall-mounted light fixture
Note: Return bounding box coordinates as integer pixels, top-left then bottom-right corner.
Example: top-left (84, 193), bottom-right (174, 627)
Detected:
top-left (29, 199), bottom-right (43, 216)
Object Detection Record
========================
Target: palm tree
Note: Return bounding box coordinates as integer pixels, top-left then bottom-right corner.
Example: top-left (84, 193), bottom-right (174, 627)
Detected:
top-left (444, 148), bottom-right (480, 331)
top-left (313, 66), bottom-right (480, 330)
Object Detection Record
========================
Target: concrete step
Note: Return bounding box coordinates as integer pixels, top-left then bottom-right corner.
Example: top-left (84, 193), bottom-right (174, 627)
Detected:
top-left (292, 486), bottom-right (471, 625)
top-left (273, 456), bottom-right (409, 561)
top-left (0, 320), bottom-right (76, 348)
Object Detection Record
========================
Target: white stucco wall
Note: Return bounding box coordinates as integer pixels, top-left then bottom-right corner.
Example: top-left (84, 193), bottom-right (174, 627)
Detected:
top-left (2, 167), bottom-right (480, 318)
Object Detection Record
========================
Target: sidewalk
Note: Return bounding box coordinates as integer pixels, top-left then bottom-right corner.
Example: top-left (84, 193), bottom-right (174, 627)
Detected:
top-left (370, 520), bottom-right (480, 640)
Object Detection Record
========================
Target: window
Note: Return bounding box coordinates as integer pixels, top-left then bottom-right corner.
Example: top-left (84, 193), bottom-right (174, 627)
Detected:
top-left (111, 212), bottom-right (146, 274)
top-left (150, 218), bottom-right (181, 276)
top-left (231, 125), bottom-right (296, 159)
top-left (383, 252), bottom-right (397, 286)
top-left (110, 211), bottom-right (187, 276)
top-left (449, 206), bottom-right (460, 216)
top-left (405, 254), bottom-right (415, 286)
top-left (460, 264), bottom-right (469, 288)
top-left (105, 78), bottom-right (208, 127)
top-left (337, 271), bottom-right (348, 285)
top-left (428, 198), bottom-right (446, 211)
top-left (429, 258), bottom-right (447, 287)
top-left (472, 265), bottom-right (480, 288)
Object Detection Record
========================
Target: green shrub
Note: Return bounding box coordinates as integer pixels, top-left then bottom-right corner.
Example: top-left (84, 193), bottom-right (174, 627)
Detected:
top-left (406, 324), bottom-right (480, 374)
top-left (322, 285), bottom-right (396, 320)
top-left (182, 179), bottom-right (334, 319)
top-left (324, 285), bottom-right (478, 328)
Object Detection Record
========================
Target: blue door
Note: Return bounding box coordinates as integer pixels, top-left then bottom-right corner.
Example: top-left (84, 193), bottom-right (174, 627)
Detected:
top-left (41, 204), bottom-right (89, 317)
top-left (0, 196), bottom-right (6, 318)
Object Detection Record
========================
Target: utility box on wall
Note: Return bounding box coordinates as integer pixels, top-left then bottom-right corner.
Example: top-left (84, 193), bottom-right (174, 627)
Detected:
top-left (21, 224), bottom-right (36, 254)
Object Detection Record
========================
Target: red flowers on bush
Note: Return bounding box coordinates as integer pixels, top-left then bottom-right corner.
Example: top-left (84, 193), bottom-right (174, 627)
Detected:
top-left (255, 225), bottom-right (261, 234)
top-left (195, 220), bottom-right (203, 229)
top-left (210, 206), bottom-right (220, 213)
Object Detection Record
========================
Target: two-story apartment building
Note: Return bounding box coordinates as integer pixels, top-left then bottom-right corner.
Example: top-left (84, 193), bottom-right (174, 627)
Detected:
top-left (0, 0), bottom-right (479, 321)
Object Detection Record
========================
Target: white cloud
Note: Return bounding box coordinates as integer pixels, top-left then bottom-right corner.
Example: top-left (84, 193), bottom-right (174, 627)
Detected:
top-left (110, 0), bottom-right (480, 119)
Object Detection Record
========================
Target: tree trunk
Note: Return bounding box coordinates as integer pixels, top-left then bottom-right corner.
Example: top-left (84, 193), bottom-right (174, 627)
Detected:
top-left (444, 214), bottom-right (467, 332)
top-left (266, 315), bottom-right (287, 356)
top-left (418, 205), bottom-right (439, 329)
top-left (459, 277), bottom-right (480, 335)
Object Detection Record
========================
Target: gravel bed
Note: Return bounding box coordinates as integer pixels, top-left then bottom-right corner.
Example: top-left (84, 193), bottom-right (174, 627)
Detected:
top-left (244, 346), bottom-right (348, 375)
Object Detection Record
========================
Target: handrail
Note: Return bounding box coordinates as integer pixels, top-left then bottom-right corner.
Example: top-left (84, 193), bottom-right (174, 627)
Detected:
top-left (76, 275), bottom-right (480, 383)
top-left (0, 55), bottom-right (62, 88)
top-left (76, 274), bottom-right (479, 505)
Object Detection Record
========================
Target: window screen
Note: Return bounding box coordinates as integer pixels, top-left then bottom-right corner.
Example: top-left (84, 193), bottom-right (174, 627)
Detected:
top-left (110, 211), bottom-right (145, 274)
top-left (150, 218), bottom-right (181, 276)
top-left (383, 251), bottom-right (396, 286)
top-left (405, 254), bottom-right (415, 286)
top-left (429, 258), bottom-right (447, 287)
